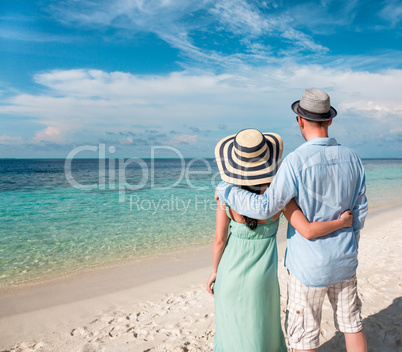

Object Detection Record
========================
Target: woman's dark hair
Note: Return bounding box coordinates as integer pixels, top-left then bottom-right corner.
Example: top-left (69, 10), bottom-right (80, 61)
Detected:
top-left (239, 184), bottom-right (263, 230)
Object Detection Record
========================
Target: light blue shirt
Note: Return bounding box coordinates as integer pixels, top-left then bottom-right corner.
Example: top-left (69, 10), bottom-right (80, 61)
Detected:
top-left (217, 137), bottom-right (368, 287)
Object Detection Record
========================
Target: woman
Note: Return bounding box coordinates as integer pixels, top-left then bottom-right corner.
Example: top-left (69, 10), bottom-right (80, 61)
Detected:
top-left (207, 129), bottom-right (353, 352)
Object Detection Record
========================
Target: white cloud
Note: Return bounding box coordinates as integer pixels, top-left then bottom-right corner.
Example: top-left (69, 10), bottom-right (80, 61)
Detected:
top-left (280, 28), bottom-right (328, 54)
top-left (33, 69), bottom-right (232, 99)
top-left (209, 0), bottom-right (329, 54)
top-left (172, 135), bottom-right (198, 144)
top-left (4, 66), bottom-right (402, 124)
top-left (0, 135), bottom-right (23, 145)
top-left (47, 0), bottom-right (330, 68)
top-left (0, 28), bottom-right (74, 42)
top-left (390, 127), bottom-right (402, 134)
top-left (288, 0), bottom-right (360, 34)
top-left (340, 100), bottom-right (402, 119)
top-left (209, 0), bottom-right (269, 37)
top-left (1, 64), bottom-right (401, 156)
top-left (119, 136), bottom-right (135, 145)
top-left (379, 0), bottom-right (402, 27)
top-left (34, 126), bottom-right (62, 142)
top-left (1, 70), bottom-right (257, 138)
top-left (50, 0), bottom-right (209, 32)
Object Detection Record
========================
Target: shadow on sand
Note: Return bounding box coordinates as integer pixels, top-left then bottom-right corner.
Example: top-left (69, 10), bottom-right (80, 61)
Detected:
top-left (318, 297), bottom-right (402, 352)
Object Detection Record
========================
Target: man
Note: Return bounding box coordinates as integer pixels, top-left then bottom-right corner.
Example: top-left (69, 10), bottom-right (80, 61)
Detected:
top-left (216, 88), bottom-right (368, 352)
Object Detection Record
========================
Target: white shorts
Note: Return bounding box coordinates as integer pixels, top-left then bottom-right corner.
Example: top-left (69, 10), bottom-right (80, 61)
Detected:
top-left (286, 272), bottom-right (363, 350)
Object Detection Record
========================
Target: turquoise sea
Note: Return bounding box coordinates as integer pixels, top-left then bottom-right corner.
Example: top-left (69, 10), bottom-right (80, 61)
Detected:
top-left (0, 158), bottom-right (401, 288)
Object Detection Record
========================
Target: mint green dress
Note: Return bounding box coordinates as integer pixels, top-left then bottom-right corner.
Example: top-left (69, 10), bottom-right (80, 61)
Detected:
top-left (214, 206), bottom-right (287, 352)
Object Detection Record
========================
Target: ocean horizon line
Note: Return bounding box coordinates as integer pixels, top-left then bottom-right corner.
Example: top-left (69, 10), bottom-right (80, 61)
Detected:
top-left (1, 157), bottom-right (402, 161)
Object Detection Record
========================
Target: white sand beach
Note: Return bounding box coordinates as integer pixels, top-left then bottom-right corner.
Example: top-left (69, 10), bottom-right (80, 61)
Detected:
top-left (1, 204), bottom-right (401, 352)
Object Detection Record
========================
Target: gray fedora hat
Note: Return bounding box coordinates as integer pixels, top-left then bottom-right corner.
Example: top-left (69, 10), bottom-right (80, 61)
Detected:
top-left (291, 88), bottom-right (337, 121)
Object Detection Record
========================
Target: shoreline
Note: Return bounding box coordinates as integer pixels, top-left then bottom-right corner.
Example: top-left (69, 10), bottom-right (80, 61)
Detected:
top-left (1, 203), bottom-right (401, 350)
top-left (0, 216), bottom-right (289, 293)
top-left (0, 200), bottom-right (397, 293)
top-left (0, 240), bottom-right (213, 292)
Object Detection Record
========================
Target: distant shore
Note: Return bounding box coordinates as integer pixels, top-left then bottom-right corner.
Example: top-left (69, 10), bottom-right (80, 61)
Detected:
top-left (1, 203), bottom-right (401, 351)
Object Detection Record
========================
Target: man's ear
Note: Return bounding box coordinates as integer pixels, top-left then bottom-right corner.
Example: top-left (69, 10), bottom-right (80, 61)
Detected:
top-left (298, 116), bottom-right (304, 129)
top-left (328, 119), bottom-right (333, 127)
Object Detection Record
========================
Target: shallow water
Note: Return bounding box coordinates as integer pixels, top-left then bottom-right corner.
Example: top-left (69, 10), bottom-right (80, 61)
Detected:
top-left (0, 158), bottom-right (401, 288)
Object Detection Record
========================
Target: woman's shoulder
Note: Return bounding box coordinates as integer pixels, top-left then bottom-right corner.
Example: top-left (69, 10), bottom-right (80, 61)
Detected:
top-left (227, 206), bottom-right (270, 225)
top-left (226, 205), bottom-right (240, 222)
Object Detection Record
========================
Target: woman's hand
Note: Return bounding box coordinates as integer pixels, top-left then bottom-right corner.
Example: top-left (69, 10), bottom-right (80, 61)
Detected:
top-left (206, 272), bottom-right (217, 295)
top-left (340, 210), bottom-right (353, 228)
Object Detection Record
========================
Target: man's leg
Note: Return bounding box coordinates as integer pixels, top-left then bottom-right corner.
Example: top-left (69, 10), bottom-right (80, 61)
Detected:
top-left (344, 331), bottom-right (367, 352)
top-left (286, 272), bottom-right (326, 351)
top-left (328, 274), bottom-right (366, 352)
top-left (293, 333), bottom-right (367, 351)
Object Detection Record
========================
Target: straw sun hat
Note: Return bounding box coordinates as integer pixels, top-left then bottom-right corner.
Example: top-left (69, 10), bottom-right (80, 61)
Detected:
top-left (215, 129), bottom-right (283, 186)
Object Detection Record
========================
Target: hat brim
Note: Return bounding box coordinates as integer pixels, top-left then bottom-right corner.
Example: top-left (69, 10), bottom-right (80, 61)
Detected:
top-left (291, 101), bottom-right (337, 121)
top-left (215, 132), bottom-right (283, 186)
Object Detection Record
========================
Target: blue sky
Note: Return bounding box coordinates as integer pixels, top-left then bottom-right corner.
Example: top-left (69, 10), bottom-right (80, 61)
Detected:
top-left (1, 0), bottom-right (401, 158)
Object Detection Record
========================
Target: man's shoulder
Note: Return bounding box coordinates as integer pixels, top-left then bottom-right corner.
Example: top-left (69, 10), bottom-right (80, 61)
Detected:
top-left (281, 150), bottom-right (305, 175)
top-left (283, 143), bottom-right (311, 163)
top-left (284, 140), bottom-right (364, 171)
top-left (336, 144), bottom-right (363, 163)
top-left (293, 139), bottom-right (362, 160)
top-left (282, 150), bottom-right (302, 165)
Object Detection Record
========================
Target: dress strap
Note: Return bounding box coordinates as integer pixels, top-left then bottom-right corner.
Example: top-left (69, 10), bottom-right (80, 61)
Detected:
top-left (225, 205), bottom-right (233, 220)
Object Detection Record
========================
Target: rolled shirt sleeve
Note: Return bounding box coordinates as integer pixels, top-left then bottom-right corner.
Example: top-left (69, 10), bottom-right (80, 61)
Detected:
top-left (351, 172), bottom-right (368, 244)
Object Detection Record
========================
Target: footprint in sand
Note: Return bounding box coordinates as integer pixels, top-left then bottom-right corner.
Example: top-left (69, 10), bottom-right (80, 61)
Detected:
top-left (134, 311), bottom-right (148, 322)
top-left (81, 343), bottom-right (104, 352)
top-left (131, 328), bottom-right (151, 340)
top-left (71, 327), bottom-right (92, 338)
top-left (10, 341), bottom-right (46, 352)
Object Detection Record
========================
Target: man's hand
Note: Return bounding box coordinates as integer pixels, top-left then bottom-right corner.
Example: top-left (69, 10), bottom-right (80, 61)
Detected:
top-left (340, 210), bottom-right (353, 228)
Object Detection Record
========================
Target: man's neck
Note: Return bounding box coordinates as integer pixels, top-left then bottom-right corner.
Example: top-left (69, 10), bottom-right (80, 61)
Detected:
top-left (305, 130), bottom-right (329, 141)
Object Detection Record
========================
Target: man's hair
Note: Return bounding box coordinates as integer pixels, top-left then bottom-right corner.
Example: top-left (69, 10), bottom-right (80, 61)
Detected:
top-left (304, 118), bottom-right (332, 128)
